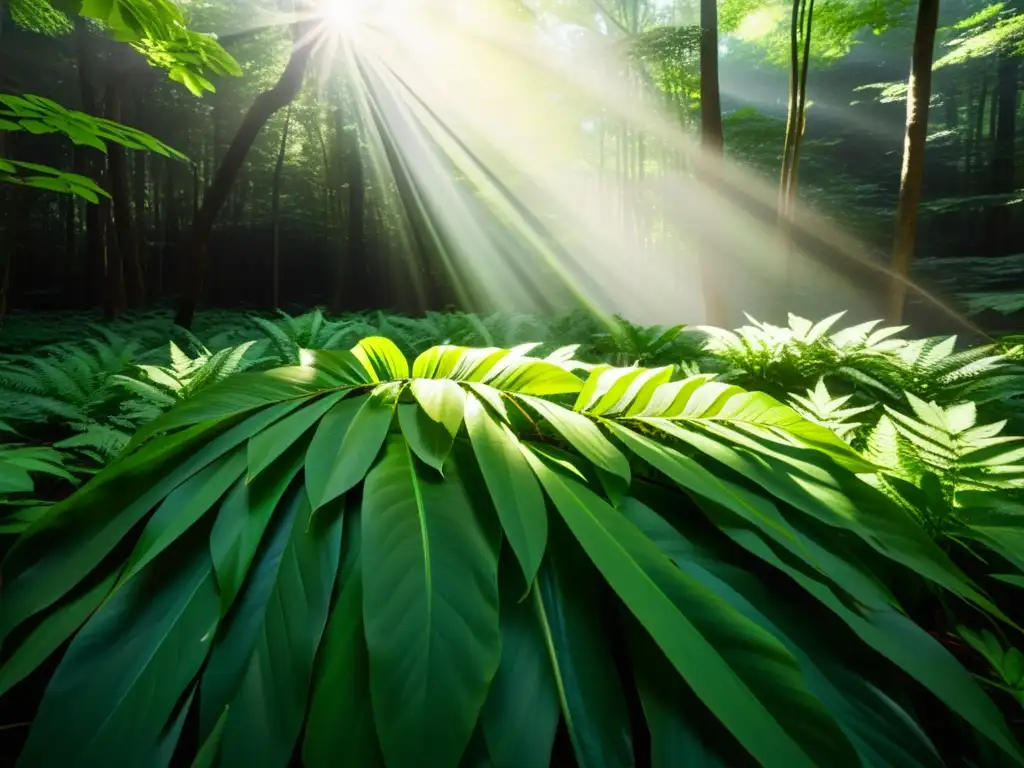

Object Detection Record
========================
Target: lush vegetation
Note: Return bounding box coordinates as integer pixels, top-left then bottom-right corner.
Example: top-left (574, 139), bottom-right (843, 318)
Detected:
top-left (1, 308), bottom-right (1024, 766)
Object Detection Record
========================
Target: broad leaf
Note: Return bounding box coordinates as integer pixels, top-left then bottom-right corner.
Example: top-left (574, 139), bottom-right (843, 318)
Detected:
top-left (466, 393), bottom-right (547, 589)
top-left (361, 437), bottom-right (501, 768)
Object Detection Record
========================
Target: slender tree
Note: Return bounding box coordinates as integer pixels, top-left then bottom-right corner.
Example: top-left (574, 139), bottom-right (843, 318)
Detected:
top-left (271, 104), bottom-right (293, 309)
top-left (888, 0), bottom-right (940, 323)
top-left (175, 16), bottom-right (317, 327)
top-left (699, 0), bottom-right (727, 325)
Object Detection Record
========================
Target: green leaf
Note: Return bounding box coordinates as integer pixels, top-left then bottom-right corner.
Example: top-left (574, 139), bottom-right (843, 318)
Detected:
top-left (520, 395), bottom-right (630, 484)
top-left (398, 403), bottom-right (454, 473)
top-left (524, 451), bottom-right (826, 768)
top-left (301, 348), bottom-right (373, 386)
top-left (17, 533), bottom-right (219, 767)
top-left (688, 495), bottom-right (1024, 765)
top-left (361, 437), bottom-right (501, 768)
top-left (0, 416), bottom-right (248, 642)
top-left (0, 570), bottom-right (117, 698)
top-left (353, 336), bottom-right (410, 381)
top-left (119, 448), bottom-right (247, 585)
top-left (305, 392), bottom-right (395, 510)
top-left (480, 560), bottom-right (560, 768)
top-left (410, 378), bottom-right (467, 436)
top-left (303, 502), bottom-right (383, 768)
top-left (466, 392), bottom-right (547, 589)
top-left (191, 707), bottom-right (229, 768)
top-left (209, 444), bottom-right (306, 615)
top-left (131, 367), bottom-right (327, 447)
top-left (533, 523), bottom-right (634, 768)
top-left (215, 489), bottom-right (342, 768)
top-left (246, 391), bottom-right (345, 481)
top-left (485, 358), bottom-right (584, 396)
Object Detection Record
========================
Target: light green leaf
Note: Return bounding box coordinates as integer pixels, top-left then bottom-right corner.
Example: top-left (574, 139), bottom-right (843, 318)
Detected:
top-left (410, 378), bottom-right (466, 436)
top-left (520, 395), bottom-right (630, 484)
top-left (352, 336), bottom-right (410, 381)
top-left (485, 358), bottom-right (584, 396)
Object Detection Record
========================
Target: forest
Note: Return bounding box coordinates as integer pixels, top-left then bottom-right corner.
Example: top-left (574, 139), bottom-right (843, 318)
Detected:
top-left (2, 0), bottom-right (1024, 766)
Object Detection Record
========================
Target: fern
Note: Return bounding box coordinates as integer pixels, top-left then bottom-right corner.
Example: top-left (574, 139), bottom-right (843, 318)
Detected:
top-left (789, 379), bottom-right (875, 442)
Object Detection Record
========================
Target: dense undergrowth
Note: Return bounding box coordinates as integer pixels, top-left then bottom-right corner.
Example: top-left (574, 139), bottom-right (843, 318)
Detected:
top-left (2, 308), bottom-right (1024, 766)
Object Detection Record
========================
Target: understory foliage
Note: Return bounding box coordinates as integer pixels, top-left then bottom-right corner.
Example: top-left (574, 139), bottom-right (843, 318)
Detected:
top-left (1, 310), bottom-right (1024, 766)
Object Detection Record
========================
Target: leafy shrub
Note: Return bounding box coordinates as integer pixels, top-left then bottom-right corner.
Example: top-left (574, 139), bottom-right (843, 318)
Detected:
top-left (1, 338), bottom-right (1021, 767)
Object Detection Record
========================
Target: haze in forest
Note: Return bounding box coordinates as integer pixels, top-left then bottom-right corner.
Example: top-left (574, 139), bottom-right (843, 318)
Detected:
top-left (1, 0), bottom-right (1022, 335)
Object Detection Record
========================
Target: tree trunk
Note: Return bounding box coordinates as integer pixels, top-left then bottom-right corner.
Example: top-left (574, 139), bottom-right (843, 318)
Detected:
top-left (175, 21), bottom-right (315, 328)
top-left (133, 150), bottom-right (148, 284)
top-left (271, 105), bottom-right (292, 310)
top-left (786, 0), bottom-right (815, 215)
top-left (698, 0), bottom-right (726, 325)
top-left (887, 0), bottom-right (939, 323)
top-left (75, 19), bottom-right (108, 310)
top-left (107, 84), bottom-right (145, 306)
top-left (986, 52), bottom-right (1018, 256)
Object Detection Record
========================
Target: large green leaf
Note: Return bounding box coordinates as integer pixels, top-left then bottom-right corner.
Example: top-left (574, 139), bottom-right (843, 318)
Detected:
top-left (466, 392), bottom-right (547, 589)
top-left (480, 560), bottom-right (561, 768)
top-left (199, 487), bottom-right (339, 763)
top-left (304, 501), bottom-right (384, 768)
top-left (410, 378), bottom-right (466, 436)
top-left (305, 391), bottom-right (395, 510)
top-left (0, 405), bottom-right (289, 642)
top-left (17, 532), bottom-right (219, 767)
top-left (130, 368), bottom-right (325, 447)
top-left (624, 495), bottom-right (948, 768)
top-left (215, 489), bottom-right (342, 768)
top-left (353, 336), bottom-right (410, 381)
top-left (209, 444), bottom-right (306, 615)
top-left (246, 391), bottom-right (345, 480)
top-left (628, 621), bottom-right (752, 768)
top-left (684, 494), bottom-right (1024, 765)
top-left (361, 437), bottom-right (501, 768)
top-left (119, 448), bottom-right (247, 585)
top-left (484, 358), bottom-right (584, 396)
top-left (524, 450), bottom-right (844, 768)
top-left (534, 523), bottom-right (634, 768)
top-left (398, 403), bottom-right (455, 473)
top-left (520, 395), bottom-right (630, 484)
top-left (0, 569), bottom-right (117, 698)
top-left (650, 418), bottom-right (1000, 617)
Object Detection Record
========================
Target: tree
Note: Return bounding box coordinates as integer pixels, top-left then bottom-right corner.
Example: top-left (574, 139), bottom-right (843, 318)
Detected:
top-left (271, 104), bottom-right (292, 309)
top-left (888, 0), bottom-right (940, 323)
top-left (175, 14), bottom-right (318, 328)
top-left (699, 0), bottom-right (728, 325)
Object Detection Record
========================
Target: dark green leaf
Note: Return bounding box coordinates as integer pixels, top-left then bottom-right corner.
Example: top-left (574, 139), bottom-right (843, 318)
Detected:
top-left (362, 437), bottom-right (501, 768)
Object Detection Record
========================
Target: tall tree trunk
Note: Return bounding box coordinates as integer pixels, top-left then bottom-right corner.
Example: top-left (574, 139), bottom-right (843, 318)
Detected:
top-left (106, 84), bottom-right (145, 306)
top-left (344, 123), bottom-right (367, 307)
top-left (133, 150), bottom-right (148, 283)
top-left (271, 105), bottom-right (292, 310)
top-left (175, 21), bottom-right (315, 328)
top-left (887, 0), bottom-right (939, 323)
top-left (698, 0), bottom-right (727, 325)
top-left (986, 52), bottom-right (1018, 256)
top-left (786, 0), bottom-right (815, 215)
top-left (779, 0), bottom-right (803, 217)
top-left (75, 19), bottom-right (108, 310)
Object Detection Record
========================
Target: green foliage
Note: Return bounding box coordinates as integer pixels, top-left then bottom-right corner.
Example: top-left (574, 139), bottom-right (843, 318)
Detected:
top-left (631, 25), bottom-right (702, 100)
top-left (936, 2), bottom-right (1024, 67)
top-left (2, 333), bottom-right (1023, 767)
